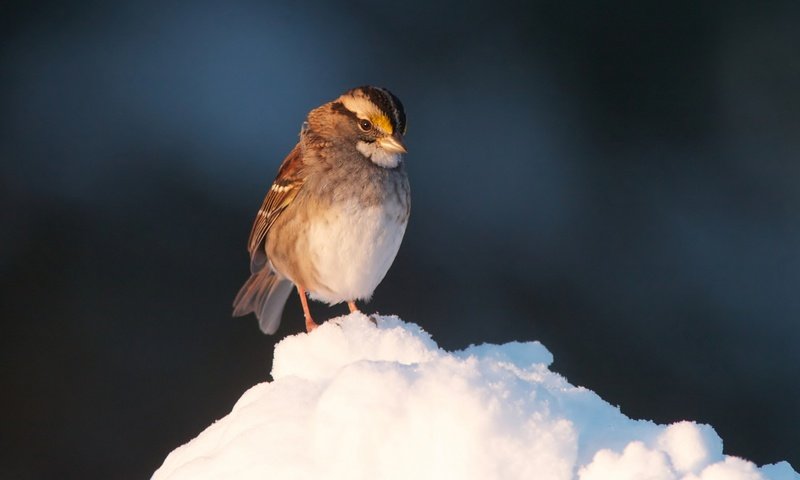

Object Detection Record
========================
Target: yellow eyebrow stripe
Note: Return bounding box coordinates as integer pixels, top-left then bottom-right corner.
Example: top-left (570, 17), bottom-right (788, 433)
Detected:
top-left (371, 114), bottom-right (393, 135)
top-left (339, 94), bottom-right (395, 134)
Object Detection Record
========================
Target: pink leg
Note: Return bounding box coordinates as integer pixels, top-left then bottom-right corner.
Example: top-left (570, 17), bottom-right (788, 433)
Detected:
top-left (347, 301), bottom-right (360, 313)
top-left (297, 285), bottom-right (318, 332)
top-left (349, 300), bottom-right (377, 326)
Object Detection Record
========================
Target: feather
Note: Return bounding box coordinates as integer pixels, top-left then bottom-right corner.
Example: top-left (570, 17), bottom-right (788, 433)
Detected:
top-left (246, 144), bottom-right (305, 274)
top-left (232, 270), bottom-right (294, 334)
top-left (234, 143), bottom-right (305, 333)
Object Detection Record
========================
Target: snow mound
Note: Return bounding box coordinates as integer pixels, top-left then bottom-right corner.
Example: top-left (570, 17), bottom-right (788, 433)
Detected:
top-left (152, 314), bottom-right (798, 480)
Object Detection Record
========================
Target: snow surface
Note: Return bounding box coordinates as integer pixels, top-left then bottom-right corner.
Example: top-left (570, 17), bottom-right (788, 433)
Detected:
top-left (152, 314), bottom-right (798, 480)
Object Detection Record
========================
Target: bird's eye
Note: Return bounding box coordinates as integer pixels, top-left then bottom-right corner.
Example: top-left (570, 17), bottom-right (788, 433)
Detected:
top-left (358, 119), bottom-right (373, 131)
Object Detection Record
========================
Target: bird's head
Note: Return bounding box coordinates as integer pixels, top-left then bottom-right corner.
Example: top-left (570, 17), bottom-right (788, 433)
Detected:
top-left (307, 86), bottom-right (407, 169)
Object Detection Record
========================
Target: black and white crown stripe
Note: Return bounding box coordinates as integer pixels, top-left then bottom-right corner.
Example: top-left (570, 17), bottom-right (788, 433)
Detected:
top-left (334, 86), bottom-right (406, 135)
top-left (362, 86), bottom-right (406, 135)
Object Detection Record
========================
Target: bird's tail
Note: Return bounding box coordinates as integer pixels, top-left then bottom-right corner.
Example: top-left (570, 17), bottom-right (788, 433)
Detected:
top-left (232, 270), bottom-right (294, 335)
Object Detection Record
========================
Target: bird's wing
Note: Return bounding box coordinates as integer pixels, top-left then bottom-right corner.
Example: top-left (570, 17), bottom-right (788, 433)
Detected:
top-left (247, 144), bottom-right (305, 274)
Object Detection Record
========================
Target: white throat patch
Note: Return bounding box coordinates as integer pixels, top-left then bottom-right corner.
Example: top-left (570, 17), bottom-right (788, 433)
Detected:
top-left (356, 141), bottom-right (402, 169)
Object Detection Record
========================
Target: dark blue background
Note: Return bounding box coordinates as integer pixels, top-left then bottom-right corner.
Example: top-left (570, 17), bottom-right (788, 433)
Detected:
top-left (2, 1), bottom-right (799, 478)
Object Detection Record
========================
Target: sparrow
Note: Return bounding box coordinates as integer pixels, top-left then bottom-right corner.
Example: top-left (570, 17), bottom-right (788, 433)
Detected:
top-left (232, 86), bottom-right (410, 334)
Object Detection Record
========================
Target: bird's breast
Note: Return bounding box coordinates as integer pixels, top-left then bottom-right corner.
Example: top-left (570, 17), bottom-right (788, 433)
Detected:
top-left (303, 196), bottom-right (408, 304)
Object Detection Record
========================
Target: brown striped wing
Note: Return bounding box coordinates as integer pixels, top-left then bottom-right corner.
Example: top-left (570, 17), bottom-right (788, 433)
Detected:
top-left (246, 144), bottom-right (305, 274)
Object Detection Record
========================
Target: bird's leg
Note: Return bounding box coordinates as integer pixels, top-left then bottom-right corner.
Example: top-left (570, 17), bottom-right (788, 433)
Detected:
top-left (349, 300), bottom-right (378, 326)
top-left (347, 301), bottom-right (360, 313)
top-left (297, 285), bottom-right (318, 332)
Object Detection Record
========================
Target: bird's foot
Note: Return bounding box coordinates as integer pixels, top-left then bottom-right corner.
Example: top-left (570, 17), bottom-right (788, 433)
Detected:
top-left (305, 316), bottom-right (319, 333)
top-left (347, 301), bottom-right (360, 314)
top-left (347, 300), bottom-right (375, 325)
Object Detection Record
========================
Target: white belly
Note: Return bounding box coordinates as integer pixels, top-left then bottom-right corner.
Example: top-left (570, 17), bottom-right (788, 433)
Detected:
top-left (305, 199), bottom-right (407, 304)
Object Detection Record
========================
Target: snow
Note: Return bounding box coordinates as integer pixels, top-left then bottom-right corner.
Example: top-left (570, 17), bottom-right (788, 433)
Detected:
top-left (152, 314), bottom-right (798, 480)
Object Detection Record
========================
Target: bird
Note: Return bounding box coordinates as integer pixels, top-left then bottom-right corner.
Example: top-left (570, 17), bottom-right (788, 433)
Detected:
top-left (232, 86), bottom-right (410, 334)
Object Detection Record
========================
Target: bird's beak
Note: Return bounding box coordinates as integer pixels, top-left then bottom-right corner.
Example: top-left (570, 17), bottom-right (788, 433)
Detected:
top-left (378, 135), bottom-right (407, 154)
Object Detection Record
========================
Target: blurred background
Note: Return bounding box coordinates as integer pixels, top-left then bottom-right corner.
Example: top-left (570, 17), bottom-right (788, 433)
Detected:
top-left (2, 0), bottom-right (799, 478)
